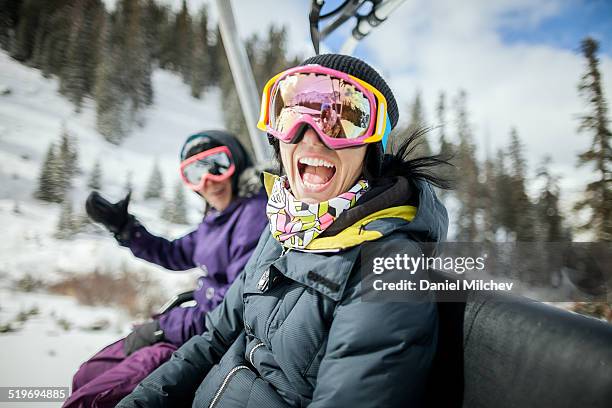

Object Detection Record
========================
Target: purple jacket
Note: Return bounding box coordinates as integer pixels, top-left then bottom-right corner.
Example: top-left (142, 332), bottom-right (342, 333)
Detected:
top-left (124, 189), bottom-right (267, 346)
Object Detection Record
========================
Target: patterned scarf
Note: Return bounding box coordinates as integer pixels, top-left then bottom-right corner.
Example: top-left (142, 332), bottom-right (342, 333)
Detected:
top-left (266, 175), bottom-right (369, 250)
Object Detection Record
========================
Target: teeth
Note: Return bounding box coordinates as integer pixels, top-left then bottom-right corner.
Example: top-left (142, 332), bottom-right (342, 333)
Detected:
top-left (304, 180), bottom-right (326, 189)
top-left (298, 157), bottom-right (335, 168)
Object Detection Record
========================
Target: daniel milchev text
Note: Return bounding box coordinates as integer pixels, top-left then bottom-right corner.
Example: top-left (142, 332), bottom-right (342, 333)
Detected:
top-left (370, 254), bottom-right (515, 292)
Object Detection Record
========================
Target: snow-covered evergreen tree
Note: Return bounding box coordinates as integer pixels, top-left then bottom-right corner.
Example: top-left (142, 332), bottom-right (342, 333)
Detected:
top-left (172, 181), bottom-right (188, 225)
top-left (35, 143), bottom-right (59, 202)
top-left (88, 159), bottom-right (103, 190)
top-left (58, 126), bottom-right (78, 179)
top-left (34, 128), bottom-right (78, 203)
top-left (34, 141), bottom-right (68, 203)
top-left (161, 181), bottom-right (188, 224)
top-left (144, 161), bottom-right (164, 199)
top-left (55, 199), bottom-right (77, 239)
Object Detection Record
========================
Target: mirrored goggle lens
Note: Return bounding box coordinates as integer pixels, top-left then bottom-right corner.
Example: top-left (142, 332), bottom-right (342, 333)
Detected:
top-left (270, 73), bottom-right (371, 140)
top-left (183, 152), bottom-right (231, 185)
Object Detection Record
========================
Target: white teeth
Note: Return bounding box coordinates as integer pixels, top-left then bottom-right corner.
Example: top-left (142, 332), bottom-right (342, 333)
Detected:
top-left (298, 157), bottom-right (335, 168)
top-left (304, 180), bottom-right (325, 189)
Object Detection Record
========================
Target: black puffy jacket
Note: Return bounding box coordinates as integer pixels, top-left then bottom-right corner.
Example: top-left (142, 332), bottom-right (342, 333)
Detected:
top-left (118, 175), bottom-right (449, 407)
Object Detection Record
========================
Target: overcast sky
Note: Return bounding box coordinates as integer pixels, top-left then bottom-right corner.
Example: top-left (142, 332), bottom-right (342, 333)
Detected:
top-left (104, 0), bottom-right (612, 197)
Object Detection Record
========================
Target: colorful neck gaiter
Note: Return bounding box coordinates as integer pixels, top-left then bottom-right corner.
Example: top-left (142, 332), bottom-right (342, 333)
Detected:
top-left (266, 175), bottom-right (369, 250)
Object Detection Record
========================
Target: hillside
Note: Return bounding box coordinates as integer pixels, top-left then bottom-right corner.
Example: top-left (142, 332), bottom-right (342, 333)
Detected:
top-left (0, 49), bottom-right (225, 394)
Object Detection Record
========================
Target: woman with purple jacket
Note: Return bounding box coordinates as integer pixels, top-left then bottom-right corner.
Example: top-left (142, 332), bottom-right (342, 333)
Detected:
top-left (63, 130), bottom-right (268, 408)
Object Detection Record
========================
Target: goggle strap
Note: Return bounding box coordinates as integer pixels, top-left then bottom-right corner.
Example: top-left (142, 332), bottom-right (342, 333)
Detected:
top-left (381, 113), bottom-right (391, 153)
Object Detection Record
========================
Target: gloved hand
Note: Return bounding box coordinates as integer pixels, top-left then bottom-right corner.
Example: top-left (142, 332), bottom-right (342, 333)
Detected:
top-left (123, 320), bottom-right (164, 356)
top-left (85, 191), bottom-right (132, 235)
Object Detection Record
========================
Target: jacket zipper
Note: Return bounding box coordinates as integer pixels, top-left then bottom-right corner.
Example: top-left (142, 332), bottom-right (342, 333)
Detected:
top-left (209, 365), bottom-right (250, 408)
top-left (248, 341), bottom-right (265, 366)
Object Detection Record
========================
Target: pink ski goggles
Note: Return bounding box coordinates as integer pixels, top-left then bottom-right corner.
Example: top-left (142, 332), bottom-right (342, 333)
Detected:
top-left (257, 65), bottom-right (391, 150)
top-left (179, 146), bottom-right (235, 191)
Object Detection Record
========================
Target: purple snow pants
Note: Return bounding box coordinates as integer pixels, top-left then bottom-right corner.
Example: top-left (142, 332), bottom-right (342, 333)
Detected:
top-left (62, 338), bottom-right (177, 408)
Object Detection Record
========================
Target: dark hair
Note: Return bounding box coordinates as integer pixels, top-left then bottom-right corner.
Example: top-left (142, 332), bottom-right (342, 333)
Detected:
top-left (267, 128), bottom-right (453, 190)
top-left (371, 127), bottom-right (454, 189)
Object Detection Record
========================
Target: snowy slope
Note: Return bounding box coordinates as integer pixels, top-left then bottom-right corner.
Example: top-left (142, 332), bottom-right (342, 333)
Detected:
top-left (0, 49), bottom-right (224, 394)
top-left (0, 48), bottom-right (225, 280)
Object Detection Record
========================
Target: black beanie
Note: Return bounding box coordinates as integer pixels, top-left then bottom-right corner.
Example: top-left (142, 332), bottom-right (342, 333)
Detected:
top-left (180, 130), bottom-right (253, 194)
top-left (300, 54), bottom-right (399, 129)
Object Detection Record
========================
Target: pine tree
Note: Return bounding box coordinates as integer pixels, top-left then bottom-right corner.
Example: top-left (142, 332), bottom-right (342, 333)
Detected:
top-left (481, 156), bottom-right (497, 242)
top-left (0, 0), bottom-right (22, 49)
top-left (55, 199), bottom-right (77, 239)
top-left (409, 91), bottom-right (425, 129)
top-left (190, 5), bottom-right (210, 98)
top-left (16, 1), bottom-right (73, 76)
top-left (95, 0), bottom-right (153, 142)
top-left (575, 37), bottom-right (612, 242)
top-left (34, 127), bottom-right (77, 204)
top-left (254, 25), bottom-right (290, 88)
top-left (34, 143), bottom-right (62, 202)
top-left (493, 148), bottom-right (513, 239)
top-left (157, 5), bottom-right (177, 70)
top-left (118, 0), bottom-right (153, 109)
top-left (144, 160), bottom-right (164, 199)
top-left (435, 92), bottom-right (454, 194)
top-left (206, 25), bottom-right (223, 86)
top-left (393, 92), bottom-right (431, 158)
top-left (453, 90), bottom-right (480, 242)
top-left (35, 4), bottom-right (73, 78)
top-left (95, 15), bottom-right (130, 143)
top-left (536, 156), bottom-right (565, 242)
top-left (58, 127), bottom-right (78, 177)
top-left (507, 128), bottom-right (535, 242)
top-left (173, 0), bottom-right (193, 82)
top-left (161, 181), bottom-right (188, 224)
top-left (172, 181), bottom-right (188, 224)
top-left (10, 0), bottom-right (42, 62)
top-left (142, 0), bottom-right (169, 63)
top-left (60, 0), bottom-right (105, 111)
top-left (88, 159), bottom-right (102, 190)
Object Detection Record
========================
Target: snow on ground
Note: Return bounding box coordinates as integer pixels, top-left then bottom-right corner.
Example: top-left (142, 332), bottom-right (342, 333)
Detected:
top-left (0, 49), bottom-right (223, 397)
top-left (0, 288), bottom-right (127, 406)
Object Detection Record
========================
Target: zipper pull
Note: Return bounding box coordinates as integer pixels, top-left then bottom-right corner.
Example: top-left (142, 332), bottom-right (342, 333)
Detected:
top-left (257, 268), bottom-right (270, 291)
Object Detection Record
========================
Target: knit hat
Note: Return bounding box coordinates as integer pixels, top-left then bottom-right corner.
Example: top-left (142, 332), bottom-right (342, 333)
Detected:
top-left (300, 54), bottom-right (399, 129)
top-left (180, 130), bottom-right (253, 194)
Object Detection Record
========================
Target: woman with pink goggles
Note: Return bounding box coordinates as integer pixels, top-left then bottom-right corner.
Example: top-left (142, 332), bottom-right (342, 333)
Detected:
top-left (65, 130), bottom-right (268, 408)
top-left (120, 54), bottom-right (451, 408)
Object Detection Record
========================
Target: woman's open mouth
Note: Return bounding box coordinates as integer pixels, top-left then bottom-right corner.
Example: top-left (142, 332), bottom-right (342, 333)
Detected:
top-left (297, 156), bottom-right (337, 192)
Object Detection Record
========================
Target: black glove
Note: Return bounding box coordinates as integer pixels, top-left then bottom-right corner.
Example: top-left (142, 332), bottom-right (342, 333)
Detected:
top-left (123, 320), bottom-right (164, 356)
top-left (86, 191), bottom-right (132, 235)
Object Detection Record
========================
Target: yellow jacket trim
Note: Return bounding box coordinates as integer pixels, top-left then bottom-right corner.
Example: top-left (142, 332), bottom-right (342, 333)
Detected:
top-left (306, 205), bottom-right (417, 251)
